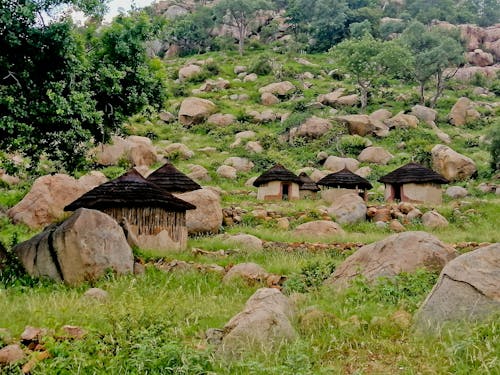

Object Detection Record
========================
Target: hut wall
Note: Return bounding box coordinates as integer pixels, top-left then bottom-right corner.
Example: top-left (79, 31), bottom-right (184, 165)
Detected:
top-left (384, 184), bottom-right (396, 202)
top-left (103, 207), bottom-right (188, 252)
top-left (257, 181), bottom-right (300, 200)
top-left (321, 188), bottom-right (361, 204)
top-left (401, 183), bottom-right (442, 204)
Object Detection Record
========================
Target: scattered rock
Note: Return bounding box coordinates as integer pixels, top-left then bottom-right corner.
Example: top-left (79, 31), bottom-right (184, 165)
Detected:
top-left (20, 326), bottom-right (44, 343)
top-left (234, 66), bottom-right (247, 74)
top-left (158, 110), bottom-right (175, 123)
top-left (178, 97), bottom-right (217, 126)
top-left (163, 143), bottom-right (194, 160)
top-left (327, 194), bottom-right (367, 224)
top-left (431, 144), bottom-right (477, 181)
top-left (14, 208), bottom-right (134, 285)
top-left (259, 81), bottom-right (295, 96)
top-left (407, 208), bottom-right (423, 221)
top-left (243, 73), bottom-right (258, 82)
top-left (226, 234), bottom-right (263, 251)
top-left (207, 113), bottom-right (236, 127)
top-left (294, 116), bottom-right (332, 139)
top-left (83, 288), bottom-right (109, 301)
top-left (0, 344), bottom-right (25, 365)
top-left (411, 105), bottom-right (437, 125)
top-left (62, 325), bottom-right (87, 339)
top-left (369, 109), bottom-right (392, 122)
top-left (336, 115), bottom-right (373, 136)
top-left (446, 186), bottom-right (468, 198)
top-left (293, 220), bottom-right (345, 238)
top-left (389, 220), bottom-right (406, 232)
top-left (323, 156), bottom-right (359, 172)
top-left (384, 112), bottom-right (419, 129)
top-left (187, 164), bottom-right (211, 182)
top-left (422, 211), bottom-right (449, 229)
top-left (93, 136), bottom-right (158, 167)
top-left (448, 97), bottom-right (480, 126)
top-left (176, 189), bottom-right (223, 234)
top-left (466, 49), bottom-right (494, 67)
top-left (276, 217), bottom-right (290, 230)
top-left (235, 131), bottom-right (256, 140)
top-left (358, 147), bottom-right (393, 165)
top-left (217, 165), bottom-right (237, 179)
top-left (245, 141), bottom-right (263, 154)
top-left (416, 243), bottom-right (500, 329)
top-left (261, 92), bottom-right (280, 105)
top-left (326, 231), bottom-right (457, 289)
top-left (354, 166), bottom-right (372, 178)
top-left (178, 64), bottom-right (202, 81)
top-left (224, 157), bottom-right (254, 172)
top-left (223, 263), bottom-right (269, 284)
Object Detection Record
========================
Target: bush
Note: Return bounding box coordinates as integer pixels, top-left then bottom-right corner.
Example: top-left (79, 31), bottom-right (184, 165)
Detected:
top-left (489, 125), bottom-right (500, 171)
top-left (249, 56), bottom-right (273, 76)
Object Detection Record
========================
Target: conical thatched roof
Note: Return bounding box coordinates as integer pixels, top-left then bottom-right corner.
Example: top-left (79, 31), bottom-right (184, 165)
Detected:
top-left (64, 169), bottom-right (195, 212)
top-left (378, 162), bottom-right (448, 184)
top-left (317, 168), bottom-right (373, 190)
top-left (146, 162), bottom-right (201, 193)
top-left (253, 164), bottom-right (302, 187)
top-left (298, 172), bottom-right (320, 192)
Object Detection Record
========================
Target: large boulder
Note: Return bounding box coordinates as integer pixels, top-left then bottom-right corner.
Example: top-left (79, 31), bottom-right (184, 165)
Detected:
top-left (295, 116), bottom-right (332, 139)
top-left (258, 81), bottom-right (295, 96)
top-left (178, 97), bottom-right (217, 126)
top-left (448, 97), bottom-right (480, 126)
top-left (431, 144), bottom-right (477, 181)
top-left (175, 189), bottom-right (222, 234)
top-left (207, 113), bottom-right (236, 127)
top-left (422, 211), bottom-right (449, 229)
top-left (225, 234), bottom-right (263, 251)
top-left (0, 344), bottom-right (25, 365)
top-left (178, 64), bottom-right (202, 81)
top-left (452, 66), bottom-right (500, 82)
top-left (261, 92), bottom-right (279, 105)
top-left (384, 112), bottom-right (419, 129)
top-left (327, 193), bottom-right (367, 224)
top-left (7, 172), bottom-right (107, 229)
top-left (416, 244), bottom-right (500, 329)
top-left (318, 88), bottom-right (345, 105)
top-left (466, 49), bottom-right (494, 67)
top-left (326, 231), bottom-right (457, 289)
top-left (445, 186), bottom-right (468, 199)
top-left (336, 115), bottom-right (373, 137)
top-left (293, 220), bottom-right (345, 238)
top-left (358, 147), bottom-right (393, 165)
top-left (217, 165), bottom-right (237, 179)
top-left (223, 263), bottom-right (269, 284)
top-left (14, 208), bottom-right (134, 286)
top-left (411, 105), bottom-right (438, 125)
top-left (223, 157), bottom-right (254, 172)
top-left (323, 156), bottom-right (359, 172)
top-left (219, 288), bottom-right (296, 355)
top-left (94, 136), bottom-right (158, 167)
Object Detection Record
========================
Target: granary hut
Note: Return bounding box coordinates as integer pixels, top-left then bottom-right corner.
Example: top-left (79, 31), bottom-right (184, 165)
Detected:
top-left (253, 164), bottom-right (302, 201)
top-left (64, 168), bottom-right (195, 253)
top-left (298, 172), bottom-right (320, 199)
top-left (146, 162), bottom-right (201, 193)
top-left (317, 168), bottom-right (373, 201)
top-left (378, 162), bottom-right (449, 205)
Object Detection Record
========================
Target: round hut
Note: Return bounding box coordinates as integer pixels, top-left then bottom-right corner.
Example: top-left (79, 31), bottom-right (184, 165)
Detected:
top-left (146, 162), bottom-right (201, 193)
top-left (378, 162), bottom-right (448, 204)
top-left (317, 168), bottom-right (373, 201)
top-left (298, 172), bottom-right (320, 199)
top-left (64, 168), bottom-right (195, 253)
top-left (253, 164), bottom-right (302, 201)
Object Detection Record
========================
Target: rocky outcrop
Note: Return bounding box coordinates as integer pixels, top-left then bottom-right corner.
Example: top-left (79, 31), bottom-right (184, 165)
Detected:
top-left (431, 144), bottom-right (477, 181)
top-left (466, 49), bottom-right (494, 67)
top-left (326, 232), bottom-right (457, 289)
top-left (175, 189), bottom-right (222, 234)
top-left (178, 97), bottom-right (217, 126)
top-left (416, 243), bottom-right (500, 330)
top-left (14, 208), bottom-right (134, 286)
top-left (218, 288), bottom-right (296, 356)
top-left (7, 172), bottom-right (107, 229)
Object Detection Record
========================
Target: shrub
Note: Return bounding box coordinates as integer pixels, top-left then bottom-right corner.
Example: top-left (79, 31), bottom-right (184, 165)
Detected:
top-left (249, 56), bottom-right (273, 76)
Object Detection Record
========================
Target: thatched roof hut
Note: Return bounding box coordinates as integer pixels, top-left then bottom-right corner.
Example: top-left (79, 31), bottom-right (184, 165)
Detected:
top-left (65, 169), bottom-right (195, 252)
top-left (298, 172), bottom-right (320, 199)
top-left (378, 162), bottom-right (448, 204)
top-left (317, 168), bottom-right (373, 190)
top-left (378, 162), bottom-right (449, 185)
top-left (253, 164), bottom-right (302, 201)
top-left (146, 162), bottom-right (201, 193)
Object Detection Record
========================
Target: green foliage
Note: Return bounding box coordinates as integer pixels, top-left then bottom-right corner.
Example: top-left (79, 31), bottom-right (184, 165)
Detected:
top-left (488, 125), bottom-right (500, 171)
top-left (248, 55), bottom-right (273, 75)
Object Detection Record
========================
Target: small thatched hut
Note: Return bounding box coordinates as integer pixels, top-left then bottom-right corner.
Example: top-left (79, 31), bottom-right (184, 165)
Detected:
top-left (298, 172), bottom-right (320, 199)
top-left (378, 162), bottom-right (448, 204)
top-left (64, 169), bottom-right (195, 252)
top-left (147, 162), bottom-right (201, 193)
top-left (317, 168), bottom-right (373, 201)
top-left (253, 164), bottom-right (302, 201)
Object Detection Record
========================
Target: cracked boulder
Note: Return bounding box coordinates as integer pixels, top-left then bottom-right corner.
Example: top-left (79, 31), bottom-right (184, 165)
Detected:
top-left (325, 232), bottom-right (457, 289)
top-left (415, 243), bottom-right (500, 330)
top-left (14, 208), bottom-right (133, 286)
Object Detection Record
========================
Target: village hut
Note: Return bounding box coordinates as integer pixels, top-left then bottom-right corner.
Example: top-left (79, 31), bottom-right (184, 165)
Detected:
top-left (64, 168), bottom-right (195, 252)
top-left (146, 162), bottom-right (201, 193)
top-left (298, 172), bottom-right (320, 199)
top-left (253, 164), bottom-right (302, 201)
top-left (378, 162), bottom-right (449, 204)
top-left (317, 168), bottom-right (373, 201)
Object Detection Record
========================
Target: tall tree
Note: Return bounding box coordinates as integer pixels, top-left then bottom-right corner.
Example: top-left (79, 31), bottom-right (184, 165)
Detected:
top-left (331, 34), bottom-right (412, 108)
top-left (402, 22), bottom-right (464, 107)
top-left (214, 0), bottom-right (273, 55)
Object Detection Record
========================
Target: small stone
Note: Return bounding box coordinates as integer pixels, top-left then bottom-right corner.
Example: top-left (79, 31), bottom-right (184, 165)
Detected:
top-left (20, 326), bottom-right (43, 343)
top-left (83, 288), bottom-right (109, 301)
top-left (389, 220), bottom-right (406, 232)
top-left (0, 344), bottom-right (25, 365)
top-left (276, 217), bottom-right (290, 230)
top-left (62, 325), bottom-right (87, 339)
top-left (133, 262), bottom-right (146, 275)
top-left (422, 211), bottom-right (449, 229)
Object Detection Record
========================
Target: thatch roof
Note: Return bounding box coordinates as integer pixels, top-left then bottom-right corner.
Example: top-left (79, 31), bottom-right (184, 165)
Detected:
top-left (378, 162), bottom-right (448, 184)
top-left (64, 169), bottom-right (196, 212)
top-left (253, 164), bottom-right (302, 187)
top-left (298, 172), bottom-right (320, 192)
top-left (317, 168), bottom-right (373, 190)
top-left (146, 162), bottom-right (201, 193)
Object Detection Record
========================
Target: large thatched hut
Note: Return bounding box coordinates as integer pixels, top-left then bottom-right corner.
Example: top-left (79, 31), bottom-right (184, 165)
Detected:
top-left (146, 162), bottom-right (201, 193)
top-left (317, 168), bottom-right (373, 201)
top-left (298, 172), bottom-right (320, 199)
top-left (378, 162), bottom-right (448, 204)
top-left (253, 164), bottom-right (302, 201)
top-left (64, 169), bottom-right (195, 252)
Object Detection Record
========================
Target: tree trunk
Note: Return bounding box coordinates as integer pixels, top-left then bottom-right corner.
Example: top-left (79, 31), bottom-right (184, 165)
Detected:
top-left (238, 24), bottom-right (246, 56)
top-left (430, 70), bottom-right (444, 109)
top-left (419, 81), bottom-right (426, 105)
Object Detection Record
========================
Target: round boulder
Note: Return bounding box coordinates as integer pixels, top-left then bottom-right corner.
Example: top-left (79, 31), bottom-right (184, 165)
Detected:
top-left (293, 220), bottom-right (345, 238)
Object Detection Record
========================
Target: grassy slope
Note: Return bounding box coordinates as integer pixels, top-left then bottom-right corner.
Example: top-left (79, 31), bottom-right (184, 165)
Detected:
top-left (1, 49), bottom-right (499, 374)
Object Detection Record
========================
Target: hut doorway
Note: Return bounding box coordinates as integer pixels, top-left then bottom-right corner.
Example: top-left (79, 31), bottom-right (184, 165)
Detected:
top-left (282, 183), bottom-right (290, 200)
top-left (393, 184), bottom-right (402, 201)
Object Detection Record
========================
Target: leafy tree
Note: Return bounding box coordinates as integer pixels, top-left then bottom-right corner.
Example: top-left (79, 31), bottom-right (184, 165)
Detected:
top-left (401, 22), bottom-right (464, 107)
top-left (331, 34), bottom-right (412, 108)
top-left (213, 0), bottom-right (273, 55)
